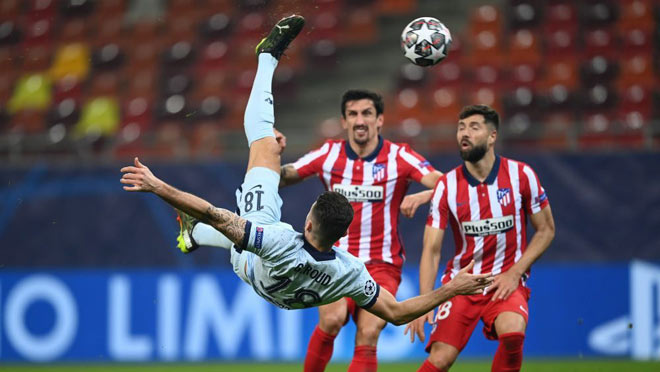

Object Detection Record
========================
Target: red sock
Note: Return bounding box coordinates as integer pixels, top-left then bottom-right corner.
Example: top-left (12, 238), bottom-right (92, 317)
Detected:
top-left (417, 359), bottom-right (447, 372)
top-left (492, 332), bottom-right (525, 372)
top-left (304, 326), bottom-right (336, 372)
top-left (347, 345), bottom-right (377, 372)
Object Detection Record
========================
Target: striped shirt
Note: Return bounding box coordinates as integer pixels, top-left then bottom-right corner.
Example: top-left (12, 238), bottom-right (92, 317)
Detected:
top-left (427, 156), bottom-right (550, 283)
top-left (293, 136), bottom-right (435, 268)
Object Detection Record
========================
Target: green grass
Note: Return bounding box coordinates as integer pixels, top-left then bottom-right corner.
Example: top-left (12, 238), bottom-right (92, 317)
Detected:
top-left (3, 360), bottom-right (659, 372)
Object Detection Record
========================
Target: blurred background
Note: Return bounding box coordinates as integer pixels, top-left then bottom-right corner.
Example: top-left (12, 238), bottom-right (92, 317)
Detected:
top-left (0, 0), bottom-right (659, 369)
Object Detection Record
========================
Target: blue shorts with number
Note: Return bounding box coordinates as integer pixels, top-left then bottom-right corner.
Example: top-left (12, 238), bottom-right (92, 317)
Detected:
top-left (235, 166), bottom-right (283, 225)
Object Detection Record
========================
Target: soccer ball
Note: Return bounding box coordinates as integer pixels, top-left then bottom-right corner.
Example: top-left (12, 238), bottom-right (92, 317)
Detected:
top-left (401, 17), bottom-right (452, 67)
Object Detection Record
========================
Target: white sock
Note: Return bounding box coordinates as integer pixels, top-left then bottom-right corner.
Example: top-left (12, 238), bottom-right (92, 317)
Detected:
top-left (191, 223), bottom-right (234, 250)
top-left (244, 53), bottom-right (278, 146)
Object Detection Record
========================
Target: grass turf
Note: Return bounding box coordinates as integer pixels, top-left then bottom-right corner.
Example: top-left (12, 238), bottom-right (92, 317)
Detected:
top-left (3, 360), bottom-right (659, 372)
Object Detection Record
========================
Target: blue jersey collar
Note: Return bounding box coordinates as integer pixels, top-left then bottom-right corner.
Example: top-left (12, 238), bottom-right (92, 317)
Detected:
top-left (345, 136), bottom-right (383, 162)
top-left (462, 155), bottom-right (501, 187)
top-left (302, 236), bottom-right (336, 261)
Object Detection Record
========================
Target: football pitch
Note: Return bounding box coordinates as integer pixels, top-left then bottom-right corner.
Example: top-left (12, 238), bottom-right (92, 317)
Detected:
top-left (4, 360), bottom-right (659, 372)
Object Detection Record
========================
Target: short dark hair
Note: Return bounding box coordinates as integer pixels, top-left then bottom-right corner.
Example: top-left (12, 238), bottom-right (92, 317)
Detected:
top-left (459, 105), bottom-right (500, 130)
top-left (311, 191), bottom-right (354, 244)
top-left (341, 89), bottom-right (384, 118)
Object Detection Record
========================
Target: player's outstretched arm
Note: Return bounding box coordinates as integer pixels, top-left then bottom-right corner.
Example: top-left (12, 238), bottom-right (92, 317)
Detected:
top-left (366, 261), bottom-right (493, 326)
top-left (120, 157), bottom-right (247, 245)
top-left (279, 164), bottom-right (304, 187)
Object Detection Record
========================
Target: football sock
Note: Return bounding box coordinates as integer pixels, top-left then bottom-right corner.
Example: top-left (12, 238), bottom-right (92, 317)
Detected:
top-left (418, 360), bottom-right (447, 372)
top-left (491, 332), bottom-right (525, 372)
top-left (304, 326), bottom-right (337, 372)
top-left (191, 223), bottom-right (233, 250)
top-left (347, 345), bottom-right (377, 372)
top-left (244, 53), bottom-right (278, 146)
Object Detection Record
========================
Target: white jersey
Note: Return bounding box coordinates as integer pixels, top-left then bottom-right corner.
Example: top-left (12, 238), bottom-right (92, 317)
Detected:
top-left (233, 221), bottom-right (380, 310)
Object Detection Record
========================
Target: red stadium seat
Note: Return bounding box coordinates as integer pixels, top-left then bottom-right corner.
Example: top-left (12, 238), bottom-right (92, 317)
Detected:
top-left (618, 0), bottom-right (654, 33)
top-left (341, 7), bottom-right (377, 45)
top-left (544, 27), bottom-right (578, 58)
top-left (617, 54), bottom-right (656, 88)
top-left (190, 122), bottom-right (223, 158)
top-left (427, 86), bottom-right (462, 125)
top-left (377, 0), bottom-right (417, 15)
top-left (466, 86), bottom-right (501, 114)
top-left (8, 109), bottom-right (47, 134)
top-left (583, 28), bottom-right (617, 59)
top-left (471, 63), bottom-right (506, 89)
top-left (620, 26), bottom-right (653, 54)
top-left (23, 17), bottom-right (54, 47)
top-left (540, 60), bottom-right (579, 90)
top-left (95, 15), bottom-right (123, 48)
top-left (544, 2), bottom-right (578, 33)
top-left (0, 0), bottom-right (20, 20)
top-left (579, 111), bottom-right (617, 148)
top-left (235, 12), bottom-right (268, 40)
top-left (53, 76), bottom-right (82, 103)
top-left (58, 18), bottom-right (90, 44)
top-left (391, 87), bottom-right (426, 125)
top-left (469, 5), bottom-right (502, 34)
top-left (431, 60), bottom-right (465, 88)
top-left (308, 12), bottom-right (341, 42)
top-left (508, 29), bottom-right (541, 66)
top-left (510, 63), bottom-right (540, 89)
top-left (509, 0), bottom-right (543, 30)
top-left (539, 112), bottom-right (573, 149)
top-left (469, 30), bottom-right (505, 66)
top-left (20, 45), bottom-right (52, 73)
top-left (27, 0), bottom-right (57, 19)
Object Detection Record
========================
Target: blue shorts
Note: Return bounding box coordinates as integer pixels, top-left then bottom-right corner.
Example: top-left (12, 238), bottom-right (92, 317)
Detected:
top-left (235, 166), bottom-right (282, 225)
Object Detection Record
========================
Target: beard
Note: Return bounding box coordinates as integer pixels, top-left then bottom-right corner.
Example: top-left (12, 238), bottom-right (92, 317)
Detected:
top-left (459, 141), bottom-right (488, 163)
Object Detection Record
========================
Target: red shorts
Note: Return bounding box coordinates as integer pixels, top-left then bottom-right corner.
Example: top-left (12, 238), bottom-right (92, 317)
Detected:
top-left (425, 284), bottom-right (531, 352)
top-left (345, 262), bottom-right (402, 323)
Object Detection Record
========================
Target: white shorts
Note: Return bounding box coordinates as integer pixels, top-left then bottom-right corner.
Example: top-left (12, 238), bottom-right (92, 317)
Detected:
top-left (235, 166), bottom-right (282, 225)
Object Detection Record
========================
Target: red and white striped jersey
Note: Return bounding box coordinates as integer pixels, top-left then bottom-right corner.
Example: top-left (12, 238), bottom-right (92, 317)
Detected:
top-left (426, 156), bottom-right (549, 284)
top-left (293, 137), bottom-right (435, 268)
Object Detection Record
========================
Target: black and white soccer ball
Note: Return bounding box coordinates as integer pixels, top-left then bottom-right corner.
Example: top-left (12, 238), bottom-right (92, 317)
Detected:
top-left (401, 17), bottom-right (452, 67)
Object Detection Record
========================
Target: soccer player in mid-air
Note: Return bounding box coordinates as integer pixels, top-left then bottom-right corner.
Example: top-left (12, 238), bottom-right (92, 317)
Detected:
top-left (120, 15), bottom-right (492, 331)
top-left (404, 105), bottom-right (556, 372)
top-left (187, 87), bottom-right (442, 372)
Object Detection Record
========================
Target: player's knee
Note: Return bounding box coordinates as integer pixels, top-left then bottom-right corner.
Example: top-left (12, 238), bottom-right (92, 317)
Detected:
top-left (355, 324), bottom-right (383, 345)
top-left (495, 312), bottom-right (527, 334)
top-left (427, 350), bottom-right (456, 370)
top-left (319, 312), bottom-right (346, 335)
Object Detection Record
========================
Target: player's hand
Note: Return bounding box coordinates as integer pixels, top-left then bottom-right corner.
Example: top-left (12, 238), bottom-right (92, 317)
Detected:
top-left (404, 310), bottom-right (434, 343)
top-left (120, 157), bottom-right (163, 193)
top-left (447, 260), bottom-right (494, 296)
top-left (485, 269), bottom-right (521, 301)
top-left (274, 128), bottom-right (287, 154)
top-left (400, 191), bottom-right (429, 218)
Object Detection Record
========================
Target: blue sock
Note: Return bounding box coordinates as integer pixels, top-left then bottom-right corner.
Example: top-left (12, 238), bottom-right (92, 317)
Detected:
top-left (244, 53), bottom-right (278, 146)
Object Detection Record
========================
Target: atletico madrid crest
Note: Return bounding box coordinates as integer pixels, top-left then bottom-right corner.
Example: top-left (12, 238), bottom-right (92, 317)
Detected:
top-left (372, 163), bottom-right (386, 182)
top-left (497, 188), bottom-right (511, 207)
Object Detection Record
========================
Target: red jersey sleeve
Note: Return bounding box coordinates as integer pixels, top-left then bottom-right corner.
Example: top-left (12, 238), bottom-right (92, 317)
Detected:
top-left (426, 177), bottom-right (449, 230)
top-left (292, 141), bottom-right (332, 179)
top-left (398, 144), bottom-right (436, 183)
top-left (520, 163), bottom-right (549, 215)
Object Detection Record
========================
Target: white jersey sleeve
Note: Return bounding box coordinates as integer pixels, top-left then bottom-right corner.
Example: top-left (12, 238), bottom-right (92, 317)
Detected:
top-left (237, 220), bottom-right (297, 262)
top-left (335, 250), bottom-right (380, 309)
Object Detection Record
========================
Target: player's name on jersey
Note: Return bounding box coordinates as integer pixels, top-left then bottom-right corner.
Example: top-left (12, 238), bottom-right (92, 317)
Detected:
top-left (332, 184), bottom-right (384, 202)
top-left (293, 263), bottom-right (332, 286)
top-left (461, 215), bottom-right (514, 237)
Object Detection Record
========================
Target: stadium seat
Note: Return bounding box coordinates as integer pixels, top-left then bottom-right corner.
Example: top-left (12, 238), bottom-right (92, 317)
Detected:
top-left (341, 7), bottom-right (377, 45)
top-left (58, 18), bottom-right (89, 44)
top-left (431, 60), bottom-right (465, 88)
top-left (28, 0), bottom-right (57, 18)
top-left (156, 94), bottom-right (189, 121)
top-left (88, 72), bottom-right (120, 97)
top-left (427, 86), bottom-right (462, 125)
top-left (122, 95), bottom-right (154, 132)
top-left (620, 26), bottom-right (652, 55)
top-left (469, 4), bottom-right (502, 34)
top-left (377, 0), bottom-right (417, 15)
top-left (92, 43), bottom-right (124, 71)
top-left (471, 63), bottom-right (506, 89)
top-left (469, 30), bottom-right (505, 66)
top-left (583, 28), bottom-right (617, 59)
top-left (162, 41), bottom-right (197, 71)
top-left (541, 60), bottom-right (579, 90)
top-left (200, 13), bottom-right (233, 40)
top-left (617, 0), bottom-right (654, 32)
top-left (160, 73), bottom-right (192, 97)
top-left (466, 86), bottom-right (502, 114)
top-left (544, 2), bottom-right (578, 32)
top-left (60, 0), bottom-right (95, 18)
top-left (508, 29), bottom-right (541, 66)
top-left (582, 84), bottom-right (617, 110)
top-left (206, 0), bottom-right (235, 14)
top-left (510, 63), bottom-right (539, 89)
top-left (47, 98), bottom-right (80, 128)
top-left (166, 14), bottom-right (197, 45)
top-left (23, 17), bottom-right (54, 47)
top-left (7, 109), bottom-right (47, 134)
top-left (53, 75), bottom-right (82, 103)
top-left (96, 0), bottom-right (125, 17)
top-left (580, 56), bottom-right (618, 86)
top-left (617, 54), bottom-right (655, 88)
top-left (49, 43), bottom-right (91, 82)
top-left (543, 84), bottom-right (578, 112)
top-left (578, 111), bottom-right (617, 148)
top-left (397, 63), bottom-right (428, 88)
top-left (0, 73), bottom-right (14, 104)
top-left (74, 96), bottom-right (120, 138)
top-left (0, 0), bottom-right (20, 19)
top-left (308, 39), bottom-right (338, 69)
top-left (508, 0), bottom-right (542, 29)
top-left (0, 21), bottom-right (21, 46)
top-left (235, 11), bottom-right (268, 40)
top-left (197, 41), bottom-right (230, 73)
top-left (309, 12), bottom-right (341, 42)
top-left (580, 0), bottom-right (618, 28)
top-left (544, 28), bottom-right (578, 58)
top-left (7, 73), bottom-right (52, 114)
top-left (94, 15), bottom-right (123, 48)
top-left (539, 111), bottom-right (573, 149)
top-left (392, 87), bottom-right (425, 125)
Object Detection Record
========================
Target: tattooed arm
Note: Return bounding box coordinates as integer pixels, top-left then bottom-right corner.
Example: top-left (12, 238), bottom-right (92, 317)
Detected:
top-left (121, 157), bottom-right (247, 245)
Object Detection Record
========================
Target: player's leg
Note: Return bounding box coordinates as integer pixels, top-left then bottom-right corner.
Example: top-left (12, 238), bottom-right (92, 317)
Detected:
top-left (245, 15), bottom-right (305, 174)
top-left (482, 286), bottom-right (530, 372)
top-left (418, 294), bottom-right (484, 372)
top-left (347, 263), bottom-right (402, 372)
top-left (304, 299), bottom-right (348, 372)
top-left (348, 309), bottom-right (386, 372)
